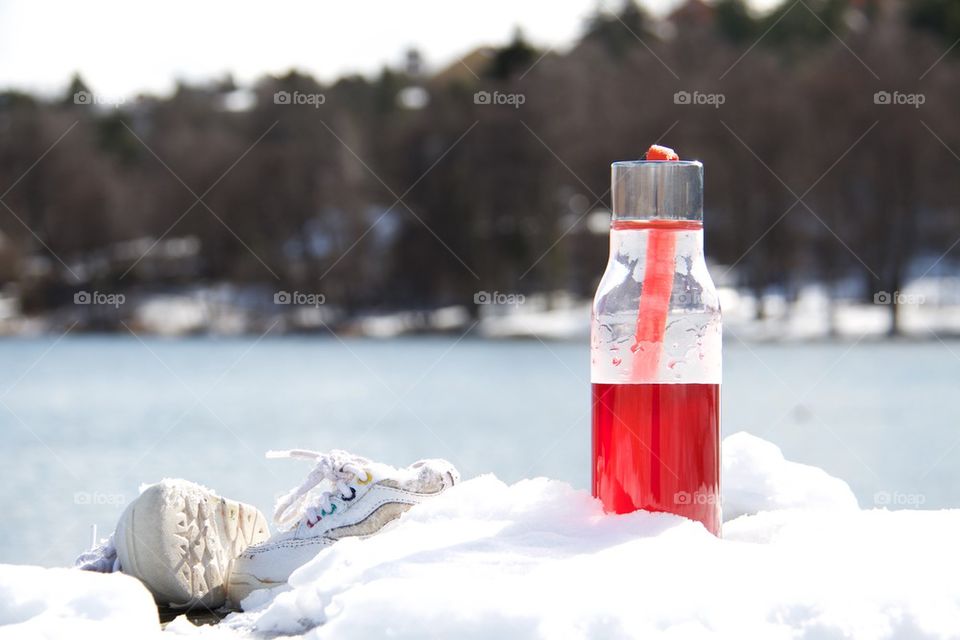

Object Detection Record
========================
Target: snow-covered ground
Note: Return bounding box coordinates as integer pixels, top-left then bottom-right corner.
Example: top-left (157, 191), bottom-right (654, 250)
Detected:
top-left (0, 565), bottom-right (158, 638)
top-left (477, 281), bottom-right (960, 341)
top-left (3, 433), bottom-right (959, 639)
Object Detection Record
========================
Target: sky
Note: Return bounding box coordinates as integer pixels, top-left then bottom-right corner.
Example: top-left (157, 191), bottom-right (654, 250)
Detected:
top-left (0, 0), bottom-right (781, 100)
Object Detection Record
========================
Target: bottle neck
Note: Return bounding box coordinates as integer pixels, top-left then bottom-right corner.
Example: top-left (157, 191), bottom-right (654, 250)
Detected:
top-left (609, 219), bottom-right (705, 261)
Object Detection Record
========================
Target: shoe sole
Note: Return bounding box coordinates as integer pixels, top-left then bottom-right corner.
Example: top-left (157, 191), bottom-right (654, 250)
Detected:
top-left (116, 480), bottom-right (270, 608)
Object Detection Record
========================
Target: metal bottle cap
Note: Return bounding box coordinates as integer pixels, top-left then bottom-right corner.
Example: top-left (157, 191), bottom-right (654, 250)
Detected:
top-left (611, 160), bottom-right (703, 221)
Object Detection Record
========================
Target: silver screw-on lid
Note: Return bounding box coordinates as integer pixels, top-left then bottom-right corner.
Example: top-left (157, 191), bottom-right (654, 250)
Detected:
top-left (611, 160), bottom-right (703, 221)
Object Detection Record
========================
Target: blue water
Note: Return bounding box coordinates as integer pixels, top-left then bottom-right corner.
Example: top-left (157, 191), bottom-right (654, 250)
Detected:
top-left (1, 335), bottom-right (958, 566)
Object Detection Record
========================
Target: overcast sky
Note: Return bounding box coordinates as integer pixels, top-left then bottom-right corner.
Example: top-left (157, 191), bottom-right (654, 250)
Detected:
top-left (0, 0), bottom-right (780, 100)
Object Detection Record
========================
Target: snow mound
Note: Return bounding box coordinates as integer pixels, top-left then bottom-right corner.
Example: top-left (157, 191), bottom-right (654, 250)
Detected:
top-left (0, 564), bottom-right (158, 638)
top-left (220, 473), bottom-right (960, 639)
top-left (6, 432), bottom-right (957, 639)
top-left (722, 431), bottom-right (859, 520)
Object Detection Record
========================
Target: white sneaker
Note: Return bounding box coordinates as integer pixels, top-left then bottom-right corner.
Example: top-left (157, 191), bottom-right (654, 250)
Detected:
top-left (227, 449), bottom-right (459, 608)
top-left (111, 479), bottom-right (270, 608)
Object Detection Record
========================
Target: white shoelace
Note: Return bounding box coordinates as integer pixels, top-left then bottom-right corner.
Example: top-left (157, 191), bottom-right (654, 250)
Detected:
top-left (267, 449), bottom-right (369, 530)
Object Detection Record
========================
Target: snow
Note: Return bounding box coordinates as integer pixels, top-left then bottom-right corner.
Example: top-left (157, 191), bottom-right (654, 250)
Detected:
top-left (214, 473), bottom-right (958, 640)
top-left (5, 433), bottom-right (960, 639)
top-left (134, 296), bottom-right (209, 336)
top-left (0, 564), bottom-right (159, 639)
top-left (722, 431), bottom-right (859, 520)
top-left (473, 279), bottom-right (960, 342)
top-left (477, 296), bottom-right (590, 340)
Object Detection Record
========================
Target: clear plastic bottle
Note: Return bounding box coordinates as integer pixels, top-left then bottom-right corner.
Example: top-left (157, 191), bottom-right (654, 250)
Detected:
top-left (591, 156), bottom-right (722, 535)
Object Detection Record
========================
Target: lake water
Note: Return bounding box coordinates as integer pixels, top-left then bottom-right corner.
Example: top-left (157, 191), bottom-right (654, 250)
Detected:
top-left (2, 335), bottom-right (958, 566)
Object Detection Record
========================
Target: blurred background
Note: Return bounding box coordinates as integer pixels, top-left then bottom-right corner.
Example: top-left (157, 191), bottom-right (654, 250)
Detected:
top-left (1, 0), bottom-right (959, 565)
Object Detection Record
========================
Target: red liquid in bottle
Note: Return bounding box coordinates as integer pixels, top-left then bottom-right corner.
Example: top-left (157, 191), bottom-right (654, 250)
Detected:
top-left (592, 382), bottom-right (721, 535)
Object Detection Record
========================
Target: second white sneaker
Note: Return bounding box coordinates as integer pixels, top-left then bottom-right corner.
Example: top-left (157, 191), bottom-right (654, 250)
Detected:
top-left (114, 479), bottom-right (271, 608)
top-left (227, 449), bottom-right (459, 608)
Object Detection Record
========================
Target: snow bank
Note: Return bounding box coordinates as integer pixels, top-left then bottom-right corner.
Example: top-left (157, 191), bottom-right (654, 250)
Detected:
top-left (722, 431), bottom-right (859, 520)
top-left (7, 432), bottom-right (960, 639)
top-left (218, 468), bottom-right (960, 639)
top-left (0, 564), bottom-right (159, 638)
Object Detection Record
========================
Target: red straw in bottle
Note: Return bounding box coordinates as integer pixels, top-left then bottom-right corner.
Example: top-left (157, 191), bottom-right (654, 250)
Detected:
top-left (630, 145), bottom-right (679, 382)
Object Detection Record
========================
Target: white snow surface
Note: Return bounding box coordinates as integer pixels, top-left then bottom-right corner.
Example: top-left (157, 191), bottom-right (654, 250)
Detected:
top-left (6, 433), bottom-right (960, 639)
top-left (722, 431), bottom-right (860, 520)
top-left (0, 564), bottom-right (159, 639)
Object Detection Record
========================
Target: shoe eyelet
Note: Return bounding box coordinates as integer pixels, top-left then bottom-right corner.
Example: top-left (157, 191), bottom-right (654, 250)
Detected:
top-left (341, 487), bottom-right (356, 501)
top-left (357, 471), bottom-right (373, 485)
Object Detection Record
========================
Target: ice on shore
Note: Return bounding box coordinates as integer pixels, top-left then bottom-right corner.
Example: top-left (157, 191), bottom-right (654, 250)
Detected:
top-left (5, 433), bottom-right (960, 639)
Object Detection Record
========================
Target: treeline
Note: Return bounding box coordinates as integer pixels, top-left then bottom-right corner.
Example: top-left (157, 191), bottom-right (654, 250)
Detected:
top-left (1, 0), bottom-right (959, 333)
